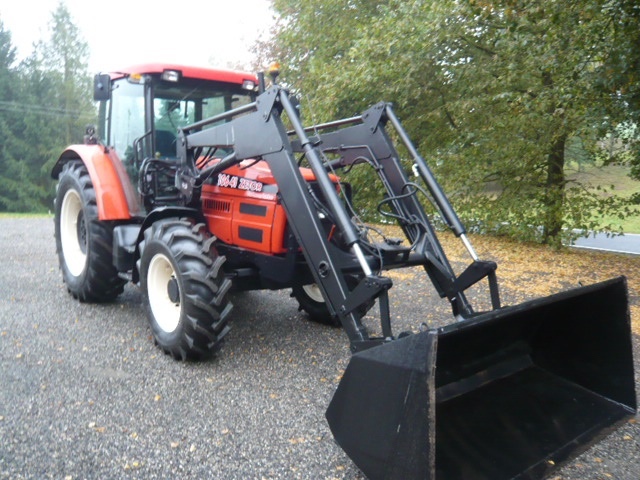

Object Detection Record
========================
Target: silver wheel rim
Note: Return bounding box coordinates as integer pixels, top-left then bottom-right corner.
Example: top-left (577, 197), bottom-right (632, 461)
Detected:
top-left (303, 284), bottom-right (325, 303)
top-left (147, 253), bottom-right (181, 333)
top-left (60, 189), bottom-right (87, 277)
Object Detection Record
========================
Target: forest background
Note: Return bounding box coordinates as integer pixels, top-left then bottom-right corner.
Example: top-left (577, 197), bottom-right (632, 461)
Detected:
top-left (1, 0), bottom-right (639, 247)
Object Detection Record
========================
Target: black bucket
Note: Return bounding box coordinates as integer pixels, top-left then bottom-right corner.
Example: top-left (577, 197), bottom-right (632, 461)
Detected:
top-left (326, 277), bottom-right (636, 480)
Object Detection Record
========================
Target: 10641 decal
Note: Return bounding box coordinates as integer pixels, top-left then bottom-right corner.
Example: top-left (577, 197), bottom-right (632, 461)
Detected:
top-left (217, 173), bottom-right (264, 193)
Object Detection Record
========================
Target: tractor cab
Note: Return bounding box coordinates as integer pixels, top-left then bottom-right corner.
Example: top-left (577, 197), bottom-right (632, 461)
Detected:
top-left (93, 64), bottom-right (258, 211)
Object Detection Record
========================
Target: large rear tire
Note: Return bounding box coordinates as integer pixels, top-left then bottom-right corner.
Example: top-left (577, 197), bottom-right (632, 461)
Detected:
top-left (292, 275), bottom-right (376, 328)
top-left (54, 161), bottom-right (125, 302)
top-left (292, 283), bottom-right (341, 327)
top-left (139, 218), bottom-right (232, 360)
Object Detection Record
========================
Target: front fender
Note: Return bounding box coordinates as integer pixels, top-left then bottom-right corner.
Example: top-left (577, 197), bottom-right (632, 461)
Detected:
top-left (131, 207), bottom-right (207, 283)
top-left (52, 145), bottom-right (140, 221)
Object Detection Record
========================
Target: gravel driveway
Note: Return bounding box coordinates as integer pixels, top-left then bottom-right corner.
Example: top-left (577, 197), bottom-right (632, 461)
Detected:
top-left (1, 217), bottom-right (638, 479)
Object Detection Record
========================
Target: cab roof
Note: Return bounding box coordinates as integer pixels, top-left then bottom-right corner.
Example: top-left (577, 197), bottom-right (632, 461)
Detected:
top-left (110, 63), bottom-right (258, 85)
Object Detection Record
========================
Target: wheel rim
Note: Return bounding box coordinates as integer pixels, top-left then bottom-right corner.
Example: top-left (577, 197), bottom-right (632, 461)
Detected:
top-left (60, 189), bottom-right (87, 277)
top-left (303, 284), bottom-right (325, 303)
top-left (147, 253), bottom-right (181, 333)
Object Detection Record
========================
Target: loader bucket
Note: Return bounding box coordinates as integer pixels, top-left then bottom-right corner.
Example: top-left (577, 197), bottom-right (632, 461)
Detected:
top-left (326, 277), bottom-right (636, 480)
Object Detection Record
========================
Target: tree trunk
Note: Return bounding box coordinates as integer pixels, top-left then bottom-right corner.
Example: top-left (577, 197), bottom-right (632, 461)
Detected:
top-left (542, 134), bottom-right (567, 246)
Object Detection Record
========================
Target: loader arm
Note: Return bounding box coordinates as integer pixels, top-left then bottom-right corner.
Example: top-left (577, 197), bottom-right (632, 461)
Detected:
top-left (296, 102), bottom-right (501, 315)
top-left (178, 87), bottom-right (371, 346)
top-left (176, 86), bottom-right (500, 351)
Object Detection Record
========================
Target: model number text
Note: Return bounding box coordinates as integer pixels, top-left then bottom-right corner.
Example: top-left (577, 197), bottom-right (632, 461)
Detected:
top-left (217, 173), bottom-right (263, 193)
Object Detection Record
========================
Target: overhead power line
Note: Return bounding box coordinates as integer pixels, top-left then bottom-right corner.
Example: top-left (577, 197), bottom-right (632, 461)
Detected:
top-left (0, 100), bottom-right (94, 119)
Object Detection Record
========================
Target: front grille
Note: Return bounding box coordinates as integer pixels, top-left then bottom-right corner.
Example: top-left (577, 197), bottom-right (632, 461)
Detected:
top-left (203, 198), bottom-right (232, 213)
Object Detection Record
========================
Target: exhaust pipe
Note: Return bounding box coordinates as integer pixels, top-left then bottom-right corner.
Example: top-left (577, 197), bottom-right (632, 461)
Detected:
top-left (326, 277), bottom-right (636, 479)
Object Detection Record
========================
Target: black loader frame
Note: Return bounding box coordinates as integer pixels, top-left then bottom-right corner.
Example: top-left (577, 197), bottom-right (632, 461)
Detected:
top-left (178, 86), bottom-right (499, 350)
top-left (173, 85), bottom-right (636, 480)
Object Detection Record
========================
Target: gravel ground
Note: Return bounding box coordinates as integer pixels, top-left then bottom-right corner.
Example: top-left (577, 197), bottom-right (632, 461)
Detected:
top-left (1, 217), bottom-right (638, 479)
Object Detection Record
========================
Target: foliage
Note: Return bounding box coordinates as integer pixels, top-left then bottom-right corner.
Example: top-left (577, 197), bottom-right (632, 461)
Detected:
top-left (269, 0), bottom-right (640, 246)
top-left (0, 2), bottom-right (93, 213)
top-left (0, 20), bottom-right (31, 211)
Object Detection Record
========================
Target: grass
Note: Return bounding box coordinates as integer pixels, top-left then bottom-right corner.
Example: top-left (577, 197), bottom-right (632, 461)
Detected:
top-left (0, 212), bottom-right (52, 219)
top-left (567, 163), bottom-right (640, 233)
top-left (597, 206), bottom-right (640, 233)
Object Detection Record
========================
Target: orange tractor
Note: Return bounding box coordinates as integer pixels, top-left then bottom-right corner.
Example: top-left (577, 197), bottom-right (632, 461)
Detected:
top-left (52, 63), bottom-right (636, 479)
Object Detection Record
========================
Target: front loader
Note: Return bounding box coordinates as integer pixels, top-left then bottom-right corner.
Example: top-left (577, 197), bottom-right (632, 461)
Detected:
top-left (52, 64), bottom-right (636, 479)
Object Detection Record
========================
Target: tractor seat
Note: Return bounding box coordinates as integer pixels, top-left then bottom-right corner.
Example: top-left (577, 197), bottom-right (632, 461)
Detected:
top-left (155, 130), bottom-right (177, 158)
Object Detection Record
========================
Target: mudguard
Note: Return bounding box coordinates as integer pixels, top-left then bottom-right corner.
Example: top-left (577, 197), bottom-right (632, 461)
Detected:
top-left (52, 145), bottom-right (140, 220)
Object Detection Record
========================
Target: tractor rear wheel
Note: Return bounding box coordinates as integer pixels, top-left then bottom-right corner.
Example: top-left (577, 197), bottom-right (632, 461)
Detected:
top-left (292, 275), bottom-right (376, 328)
top-left (54, 161), bottom-right (125, 302)
top-left (292, 283), bottom-right (341, 327)
top-left (139, 218), bottom-right (232, 360)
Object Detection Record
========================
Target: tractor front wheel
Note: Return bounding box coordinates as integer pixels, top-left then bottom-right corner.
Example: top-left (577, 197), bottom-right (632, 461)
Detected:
top-left (54, 161), bottom-right (125, 302)
top-left (139, 219), bottom-right (232, 360)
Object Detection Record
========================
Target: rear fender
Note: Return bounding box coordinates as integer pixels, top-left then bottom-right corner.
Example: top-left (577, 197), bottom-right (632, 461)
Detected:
top-left (52, 145), bottom-right (139, 221)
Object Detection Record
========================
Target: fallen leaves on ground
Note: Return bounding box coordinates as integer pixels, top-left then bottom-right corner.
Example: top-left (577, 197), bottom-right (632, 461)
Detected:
top-left (456, 233), bottom-right (640, 334)
top-left (380, 226), bottom-right (640, 334)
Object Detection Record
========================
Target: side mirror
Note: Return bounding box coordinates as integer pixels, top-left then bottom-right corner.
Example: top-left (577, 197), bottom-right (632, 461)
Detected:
top-left (94, 74), bottom-right (111, 101)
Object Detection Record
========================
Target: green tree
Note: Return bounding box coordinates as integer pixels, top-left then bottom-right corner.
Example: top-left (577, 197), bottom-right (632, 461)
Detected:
top-left (597, 0), bottom-right (640, 180)
top-left (14, 1), bottom-right (94, 211)
top-left (270, 0), bottom-right (638, 245)
top-left (40, 1), bottom-right (94, 148)
top-left (0, 18), bottom-right (44, 212)
top-left (429, 0), bottom-right (636, 244)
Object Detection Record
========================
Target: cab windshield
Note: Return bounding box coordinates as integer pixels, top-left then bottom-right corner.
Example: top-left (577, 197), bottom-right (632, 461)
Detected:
top-left (152, 78), bottom-right (254, 158)
top-left (105, 76), bottom-right (254, 163)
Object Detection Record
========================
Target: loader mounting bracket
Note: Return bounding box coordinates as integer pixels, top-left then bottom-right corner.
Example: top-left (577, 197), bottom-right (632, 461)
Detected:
top-left (447, 260), bottom-right (500, 310)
